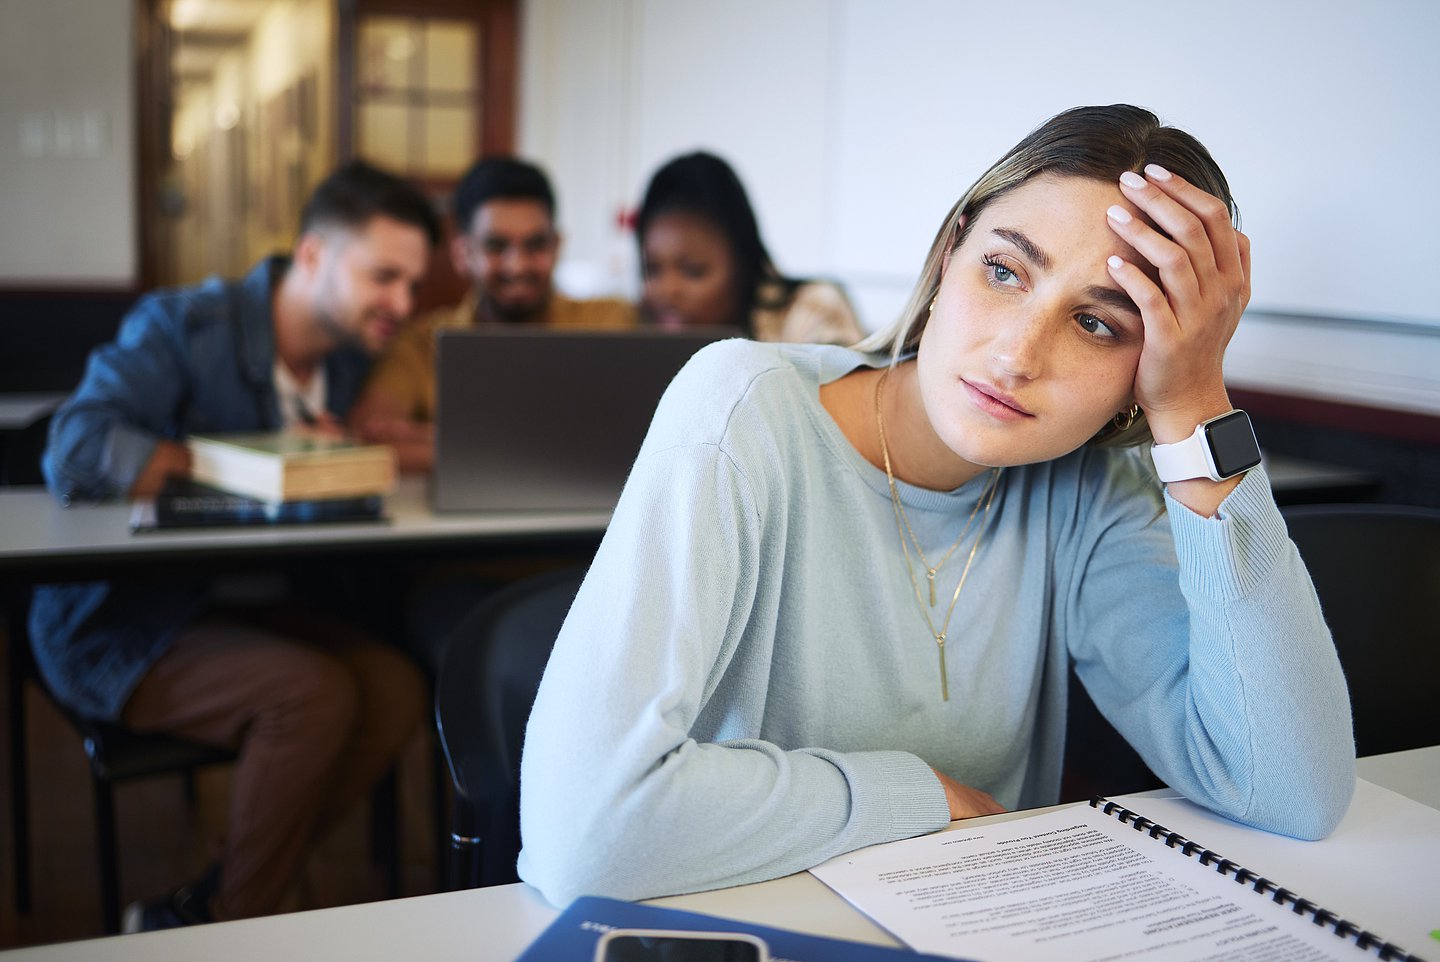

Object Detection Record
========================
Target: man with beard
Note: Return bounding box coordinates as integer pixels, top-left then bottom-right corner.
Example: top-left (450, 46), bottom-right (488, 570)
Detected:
top-left (31, 160), bottom-right (440, 930)
top-left (349, 157), bottom-right (635, 472)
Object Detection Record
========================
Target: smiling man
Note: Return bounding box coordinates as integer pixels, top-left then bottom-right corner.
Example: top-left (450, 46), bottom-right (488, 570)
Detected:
top-left (33, 160), bottom-right (441, 930)
top-left (45, 158), bottom-right (440, 500)
top-left (349, 156), bottom-right (635, 472)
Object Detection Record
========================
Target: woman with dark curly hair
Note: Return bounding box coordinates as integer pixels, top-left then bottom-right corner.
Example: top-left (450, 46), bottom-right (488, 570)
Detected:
top-left (636, 151), bottom-right (864, 345)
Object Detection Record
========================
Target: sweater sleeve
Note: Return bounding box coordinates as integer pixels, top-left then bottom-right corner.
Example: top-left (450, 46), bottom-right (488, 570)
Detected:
top-left (518, 412), bottom-right (948, 906)
top-left (1067, 456), bottom-right (1355, 840)
top-left (44, 297), bottom-right (193, 502)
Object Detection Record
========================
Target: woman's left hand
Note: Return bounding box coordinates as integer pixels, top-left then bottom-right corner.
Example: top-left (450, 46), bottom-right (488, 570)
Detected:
top-left (1104, 164), bottom-right (1251, 445)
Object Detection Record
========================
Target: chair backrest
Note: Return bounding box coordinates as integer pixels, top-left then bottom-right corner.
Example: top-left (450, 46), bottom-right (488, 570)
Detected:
top-left (0, 409), bottom-right (53, 486)
top-left (434, 565), bottom-right (586, 886)
top-left (9, 585), bottom-right (237, 778)
top-left (7, 583), bottom-right (239, 932)
top-left (1060, 666), bottom-right (1163, 803)
top-left (1281, 503), bottom-right (1440, 757)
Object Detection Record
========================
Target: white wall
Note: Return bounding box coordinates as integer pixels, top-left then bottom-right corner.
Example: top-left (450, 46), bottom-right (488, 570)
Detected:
top-left (0, 0), bottom-right (135, 286)
top-left (825, 0), bottom-right (1440, 327)
top-left (518, 0), bottom-right (639, 297)
top-left (3, 0), bottom-right (1436, 414)
top-left (519, 0), bottom-right (1440, 415)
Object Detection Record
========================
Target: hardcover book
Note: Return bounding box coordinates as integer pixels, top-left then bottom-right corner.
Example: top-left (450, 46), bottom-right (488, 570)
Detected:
top-left (130, 478), bottom-right (385, 531)
top-left (186, 430), bottom-right (396, 502)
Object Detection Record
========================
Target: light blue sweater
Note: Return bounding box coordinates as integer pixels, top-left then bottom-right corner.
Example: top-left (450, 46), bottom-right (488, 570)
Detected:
top-left (518, 340), bottom-right (1355, 906)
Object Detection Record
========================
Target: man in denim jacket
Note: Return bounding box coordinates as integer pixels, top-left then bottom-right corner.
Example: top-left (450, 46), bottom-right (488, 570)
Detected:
top-left (30, 161), bottom-right (440, 930)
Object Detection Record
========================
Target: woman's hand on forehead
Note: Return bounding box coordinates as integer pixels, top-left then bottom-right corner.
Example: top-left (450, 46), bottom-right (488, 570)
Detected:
top-left (1103, 164), bottom-right (1250, 442)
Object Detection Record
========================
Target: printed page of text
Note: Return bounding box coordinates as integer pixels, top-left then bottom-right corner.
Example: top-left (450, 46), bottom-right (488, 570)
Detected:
top-left (810, 803), bottom-right (1375, 962)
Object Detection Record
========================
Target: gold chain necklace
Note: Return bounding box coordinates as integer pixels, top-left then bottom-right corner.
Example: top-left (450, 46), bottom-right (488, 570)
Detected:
top-left (875, 366), bottom-right (1002, 701)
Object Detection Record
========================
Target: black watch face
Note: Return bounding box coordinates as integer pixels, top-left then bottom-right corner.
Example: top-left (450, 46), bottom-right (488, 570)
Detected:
top-left (1205, 410), bottom-right (1262, 478)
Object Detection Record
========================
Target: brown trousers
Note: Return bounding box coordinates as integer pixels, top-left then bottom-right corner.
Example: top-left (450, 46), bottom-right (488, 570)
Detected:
top-left (121, 606), bottom-right (427, 920)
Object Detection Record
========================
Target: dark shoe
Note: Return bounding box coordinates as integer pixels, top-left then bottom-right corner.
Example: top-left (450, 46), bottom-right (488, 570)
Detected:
top-left (121, 865), bottom-right (218, 933)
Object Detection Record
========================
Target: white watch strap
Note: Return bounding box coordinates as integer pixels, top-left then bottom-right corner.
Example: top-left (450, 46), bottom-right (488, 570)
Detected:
top-left (1150, 424), bottom-right (1215, 483)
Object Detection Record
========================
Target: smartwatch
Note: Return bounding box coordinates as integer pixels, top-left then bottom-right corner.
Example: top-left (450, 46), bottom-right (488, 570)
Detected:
top-left (1150, 410), bottom-right (1261, 483)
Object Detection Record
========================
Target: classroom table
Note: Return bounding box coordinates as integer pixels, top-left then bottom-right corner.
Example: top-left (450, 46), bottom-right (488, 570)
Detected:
top-left (0, 476), bottom-right (610, 579)
top-left (0, 452), bottom-right (1378, 577)
top-left (0, 475), bottom-right (612, 940)
top-left (1, 746), bottom-right (1434, 961)
top-left (0, 463), bottom-right (1401, 960)
top-left (0, 396), bottom-right (64, 433)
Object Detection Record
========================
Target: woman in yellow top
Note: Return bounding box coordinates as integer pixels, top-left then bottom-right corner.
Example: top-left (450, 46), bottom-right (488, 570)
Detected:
top-left (637, 151), bottom-right (865, 345)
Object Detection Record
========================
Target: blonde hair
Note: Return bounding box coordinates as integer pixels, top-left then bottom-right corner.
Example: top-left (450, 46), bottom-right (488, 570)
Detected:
top-left (856, 104), bottom-right (1239, 447)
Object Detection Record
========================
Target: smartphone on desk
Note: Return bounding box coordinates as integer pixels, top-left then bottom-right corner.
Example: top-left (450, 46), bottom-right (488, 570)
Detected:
top-left (593, 928), bottom-right (769, 962)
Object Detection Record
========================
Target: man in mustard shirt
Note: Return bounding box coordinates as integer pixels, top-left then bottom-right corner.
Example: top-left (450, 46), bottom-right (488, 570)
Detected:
top-left (350, 157), bottom-right (634, 471)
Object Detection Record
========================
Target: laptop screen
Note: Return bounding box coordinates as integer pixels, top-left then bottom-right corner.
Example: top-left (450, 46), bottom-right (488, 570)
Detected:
top-left (432, 326), bottom-right (738, 512)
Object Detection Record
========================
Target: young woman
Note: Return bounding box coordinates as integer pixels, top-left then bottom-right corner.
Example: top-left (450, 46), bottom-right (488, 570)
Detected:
top-left (637, 151), bottom-right (865, 345)
top-left (519, 105), bottom-right (1355, 905)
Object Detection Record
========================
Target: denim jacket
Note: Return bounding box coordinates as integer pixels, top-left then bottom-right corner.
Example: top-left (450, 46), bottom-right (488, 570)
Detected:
top-left (29, 257), bottom-right (373, 720)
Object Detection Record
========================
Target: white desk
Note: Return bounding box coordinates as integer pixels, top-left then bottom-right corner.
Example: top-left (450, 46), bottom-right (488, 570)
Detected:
top-left (1353, 745), bottom-right (1440, 809)
top-left (0, 452), bottom-right (1393, 608)
top-left (0, 456), bottom-right (1375, 575)
top-left (0, 395), bottom-right (64, 432)
top-left (4, 746), bottom-right (1434, 961)
top-left (0, 477), bottom-right (609, 577)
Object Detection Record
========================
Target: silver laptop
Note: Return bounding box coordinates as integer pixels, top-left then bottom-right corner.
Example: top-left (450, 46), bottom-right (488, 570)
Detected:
top-left (432, 326), bottom-right (737, 512)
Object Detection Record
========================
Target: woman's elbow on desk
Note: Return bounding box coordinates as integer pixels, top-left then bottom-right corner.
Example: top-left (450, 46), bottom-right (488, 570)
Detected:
top-left (516, 816), bottom-right (670, 907)
top-left (1251, 703), bottom-right (1358, 841)
top-left (1205, 750), bottom-right (1357, 842)
top-left (516, 758), bottom-right (674, 905)
top-left (517, 764), bottom-right (791, 906)
top-left (515, 847), bottom-right (611, 908)
top-left (1260, 756), bottom-right (1357, 842)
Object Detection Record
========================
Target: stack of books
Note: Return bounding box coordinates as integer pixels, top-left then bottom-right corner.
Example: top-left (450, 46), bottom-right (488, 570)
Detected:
top-left (131, 431), bottom-right (397, 530)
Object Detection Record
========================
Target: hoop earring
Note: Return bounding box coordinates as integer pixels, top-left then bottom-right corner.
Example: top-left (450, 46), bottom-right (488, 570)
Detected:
top-left (1113, 404), bottom-right (1141, 431)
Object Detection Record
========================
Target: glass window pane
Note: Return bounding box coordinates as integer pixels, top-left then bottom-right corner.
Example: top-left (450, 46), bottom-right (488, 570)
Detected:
top-left (425, 21), bottom-right (476, 92)
top-left (358, 17), bottom-right (416, 94)
top-left (358, 102), bottom-right (412, 172)
top-left (423, 105), bottom-right (475, 177)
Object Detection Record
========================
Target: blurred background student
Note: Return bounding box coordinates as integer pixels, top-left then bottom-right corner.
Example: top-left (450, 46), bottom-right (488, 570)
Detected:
top-left (350, 156), bottom-right (635, 473)
top-left (636, 151), bottom-right (865, 345)
top-left (32, 160), bottom-right (437, 931)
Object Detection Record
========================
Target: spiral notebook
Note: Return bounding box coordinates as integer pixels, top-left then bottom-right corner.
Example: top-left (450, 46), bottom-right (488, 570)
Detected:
top-left (1082, 797), bottom-right (1422, 961)
top-left (810, 784), bottom-right (1435, 962)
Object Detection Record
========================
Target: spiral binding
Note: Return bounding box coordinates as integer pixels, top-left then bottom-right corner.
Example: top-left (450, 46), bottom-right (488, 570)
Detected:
top-left (1087, 797), bottom-right (1425, 962)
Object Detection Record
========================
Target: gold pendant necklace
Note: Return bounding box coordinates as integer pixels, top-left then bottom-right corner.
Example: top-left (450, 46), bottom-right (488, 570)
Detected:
top-left (875, 366), bottom-right (1003, 701)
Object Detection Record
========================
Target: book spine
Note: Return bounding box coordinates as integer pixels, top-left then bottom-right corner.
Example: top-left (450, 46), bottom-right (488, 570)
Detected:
top-left (1087, 798), bottom-right (1422, 962)
top-left (154, 495), bottom-right (382, 526)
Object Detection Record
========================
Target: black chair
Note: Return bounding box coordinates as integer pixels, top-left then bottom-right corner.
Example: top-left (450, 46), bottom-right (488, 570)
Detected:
top-left (6, 410), bottom-right (406, 929)
top-left (1060, 666), bottom-right (1163, 803)
top-left (6, 586), bottom-right (238, 933)
top-left (0, 408), bottom-right (54, 486)
top-left (1062, 502), bottom-right (1440, 796)
top-left (434, 565), bottom-right (585, 890)
top-left (7, 582), bottom-right (403, 932)
top-left (437, 567), bottom-right (1168, 851)
top-left (1281, 503), bottom-right (1440, 757)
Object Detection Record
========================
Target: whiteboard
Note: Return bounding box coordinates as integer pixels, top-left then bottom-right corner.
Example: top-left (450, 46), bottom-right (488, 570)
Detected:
top-left (827, 0), bottom-right (1440, 327)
